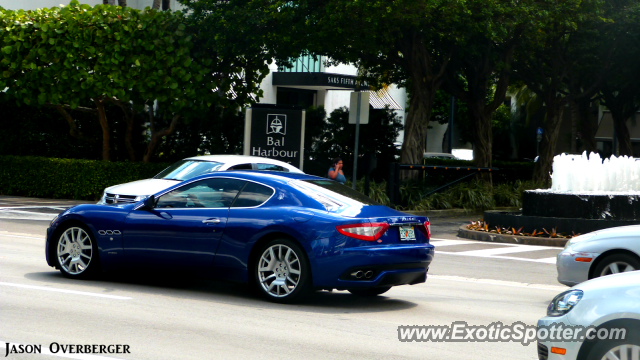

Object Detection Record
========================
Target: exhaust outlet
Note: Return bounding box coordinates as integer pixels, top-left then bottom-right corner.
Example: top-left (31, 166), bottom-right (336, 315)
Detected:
top-left (364, 270), bottom-right (373, 279)
top-left (354, 271), bottom-right (364, 279)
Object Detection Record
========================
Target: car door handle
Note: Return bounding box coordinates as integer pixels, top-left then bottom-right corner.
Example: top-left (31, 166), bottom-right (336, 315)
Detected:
top-left (202, 218), bottom-right (221, 224)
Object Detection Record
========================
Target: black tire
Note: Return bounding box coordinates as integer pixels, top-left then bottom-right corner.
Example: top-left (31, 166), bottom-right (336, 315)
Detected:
top-left (348, 287), bottom-right (391, 297)
top-left (592, 253), bottom-right (640, 279)
top-left (578, 320), bottom-right (640, 360)
top-left (54, 224), bottom-right (100, 279)
top-left (254, 238), bottom-right (311, 303)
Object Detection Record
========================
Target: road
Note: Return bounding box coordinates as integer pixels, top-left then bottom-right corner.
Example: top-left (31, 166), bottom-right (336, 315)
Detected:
top-left (0, 198), bottom-right (565, 359)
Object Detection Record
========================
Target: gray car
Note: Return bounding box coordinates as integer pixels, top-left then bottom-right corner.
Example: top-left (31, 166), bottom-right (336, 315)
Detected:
top-left (557, 225), bottom-right (640, 286)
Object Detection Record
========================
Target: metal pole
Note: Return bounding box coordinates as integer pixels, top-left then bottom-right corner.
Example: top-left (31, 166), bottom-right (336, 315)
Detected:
top-left (352, 91), bottom-right (361, 190)
top-left (448, 96), bottom-right (455, 153)
top-left (612, 126), bottom-right (618, 157)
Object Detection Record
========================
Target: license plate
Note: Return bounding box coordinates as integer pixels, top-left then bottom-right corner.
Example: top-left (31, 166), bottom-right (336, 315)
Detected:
top-left (399, 226), bottom-right (416, 241)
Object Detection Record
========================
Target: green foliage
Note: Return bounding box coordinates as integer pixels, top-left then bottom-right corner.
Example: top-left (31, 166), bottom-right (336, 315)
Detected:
top-left (398, 179), bottom-right (546, 212)
top-left (0, 3), bottom-right (219, 112)
top-left (344, 178), bottom-right (391, 207)
top-left (0, 155), bottom-right (169, 200)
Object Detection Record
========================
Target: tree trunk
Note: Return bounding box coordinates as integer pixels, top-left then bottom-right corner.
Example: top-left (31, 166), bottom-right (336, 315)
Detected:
top-left (54, 106), bottom-right (97, 144)
top-left (94, 98), bottom-right (111, 161)
top-left (143, 110), bottom-right (181, 163)
top-left (152, 0), bottom-right (161, 10)
top-left (611, 110), bottom-right (633, 156)
top-left (576, 98), bottom-right (597, 154)
top-left (570, 100), bottom-right (578, 154)
top-left (533, 97), bottom-right (564, 183)
top-left (469, 104), bottom-right (492, 169)
top-left (400, 81), bottom-right (434, 168)
top-left (162, 0), bottom-right (171, 10)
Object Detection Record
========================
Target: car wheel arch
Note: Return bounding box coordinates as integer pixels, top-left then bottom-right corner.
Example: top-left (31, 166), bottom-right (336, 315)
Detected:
top-left (588, 249), bottom-right (640, 279)
top-left (247, 232), bottom-right (313, 286)
top-left (49, 219), bottom-right (98, 269)
top-left (576, 318), bottom-right (640, 360)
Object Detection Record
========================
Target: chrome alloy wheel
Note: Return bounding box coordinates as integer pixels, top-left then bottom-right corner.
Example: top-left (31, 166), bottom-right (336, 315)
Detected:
top-left (600, 344), bottom-right (640, 360)
top-left (258, 244), bottom-right (301, 298)
top-left (57, 227), bottom-right (93, 275)
top-left (600, 261), bottom-right (636, 276)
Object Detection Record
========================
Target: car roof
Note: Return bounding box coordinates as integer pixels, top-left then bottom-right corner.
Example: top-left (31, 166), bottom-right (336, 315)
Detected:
top-left (183, 155), bottom-right (303, 173)
top-left (190, 170), bottom-right (321, 185)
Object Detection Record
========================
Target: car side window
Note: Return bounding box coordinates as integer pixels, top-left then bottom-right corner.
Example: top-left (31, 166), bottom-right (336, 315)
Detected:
top-left (256, 163), bottom-right (289, 172)
top-left (231, 182), bottom-right (274, 208)
top-left (227, 163), bottom-right (253, 170)
top-left (155, 178), bottom-right (246, 209)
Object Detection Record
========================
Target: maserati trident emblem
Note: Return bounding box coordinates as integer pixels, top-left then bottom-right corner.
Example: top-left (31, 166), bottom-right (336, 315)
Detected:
top-left (266, 114), bottom-right (287, 135)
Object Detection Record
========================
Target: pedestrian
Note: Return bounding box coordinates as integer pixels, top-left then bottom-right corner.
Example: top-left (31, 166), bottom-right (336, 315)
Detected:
top-left (328, 157), bottom-right (347, 184)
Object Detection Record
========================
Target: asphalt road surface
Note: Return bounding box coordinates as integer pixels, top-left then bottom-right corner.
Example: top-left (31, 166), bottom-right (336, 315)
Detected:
top-left (0, 197), bottom-right (565, 359)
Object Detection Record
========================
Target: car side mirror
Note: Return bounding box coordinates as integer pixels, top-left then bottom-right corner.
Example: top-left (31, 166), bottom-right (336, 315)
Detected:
top-left (141, 195), bottom-right (155, 211)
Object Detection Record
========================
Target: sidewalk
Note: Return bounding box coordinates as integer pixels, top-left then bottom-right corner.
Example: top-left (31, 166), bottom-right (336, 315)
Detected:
top-left (0, 195), bottom-right (93, 221)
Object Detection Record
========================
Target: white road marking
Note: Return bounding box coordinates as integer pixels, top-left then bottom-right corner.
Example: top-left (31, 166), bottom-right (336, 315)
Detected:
top-left (429, 239), bottom-right (478, 247)
top-left (0, 341), bottom-right (124, 360)
top-left (455, 246), bottom-right (554, 256)
top-left (429, 274), bottom-right (567, 291)
top-left (437, 250), bottom-right (558, 264)
top-left (0, 282), bottom-right (131, 300)
top-left (0, 233), bottom-right (45, 240)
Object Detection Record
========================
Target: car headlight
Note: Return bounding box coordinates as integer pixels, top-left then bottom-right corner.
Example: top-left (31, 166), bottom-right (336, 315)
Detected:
top-left (547, 290), bottom-right (583, 316)
top-left (565, 232), bottom-right (597, 249)
top-left (50, 214), bottom-right (59, 227)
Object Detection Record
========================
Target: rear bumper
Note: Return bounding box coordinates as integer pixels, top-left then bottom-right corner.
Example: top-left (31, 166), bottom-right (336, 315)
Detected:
top-left (309, 242), bottom-right (434, 288)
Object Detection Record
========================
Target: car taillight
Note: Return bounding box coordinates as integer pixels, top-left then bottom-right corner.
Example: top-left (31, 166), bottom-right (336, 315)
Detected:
top-left (336, 222), bottom-right (390, 241)
top-left (416, 221), bottom-right (431, 240)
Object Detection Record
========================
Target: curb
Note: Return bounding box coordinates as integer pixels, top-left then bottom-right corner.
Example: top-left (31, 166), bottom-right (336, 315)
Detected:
top-left (405, 207), bottom-right (520, 218)
top-left (457, 225), bottom-right (568, 247)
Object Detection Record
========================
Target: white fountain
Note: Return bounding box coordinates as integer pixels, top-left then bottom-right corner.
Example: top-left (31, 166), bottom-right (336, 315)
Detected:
top-left (484, 151), bottom-right (640, 235)
top-left (544, 152), bottom-right (640, 194)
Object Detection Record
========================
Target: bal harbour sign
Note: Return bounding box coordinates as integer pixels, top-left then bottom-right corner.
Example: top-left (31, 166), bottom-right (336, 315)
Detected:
top-left (244, 104), bottom-right (306, 170)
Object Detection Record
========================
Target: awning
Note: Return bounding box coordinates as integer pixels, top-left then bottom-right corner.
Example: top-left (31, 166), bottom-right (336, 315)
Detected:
top-left (595, 111), bottom-right (640, 140)
top-left (368, 89), bottom-right (403, 110)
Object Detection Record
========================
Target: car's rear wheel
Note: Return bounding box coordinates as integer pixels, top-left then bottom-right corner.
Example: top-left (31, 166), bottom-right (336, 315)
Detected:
top-left (255, 239), bottom-right (310, 303)
top-left (593, 253), bottom-right (640, 278)
top-left (55, 226), bottom-right (99, 279)
top-left (348, 287), bottom-right (391, 297)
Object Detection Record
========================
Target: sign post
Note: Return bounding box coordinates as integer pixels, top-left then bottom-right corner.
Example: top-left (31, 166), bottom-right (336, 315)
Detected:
top-left (244, 104), bottom-right (305, 170)
top-left (349, 91), bottom-right (370, 189)
top-left (536, 127), bottom-right (543, 157)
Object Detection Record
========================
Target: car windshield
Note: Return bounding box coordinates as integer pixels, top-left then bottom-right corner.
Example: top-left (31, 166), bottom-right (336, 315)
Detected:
top-left (291, 180), bottom-right (380, 209)
top-left (153, 160), bottom-right (223, 181)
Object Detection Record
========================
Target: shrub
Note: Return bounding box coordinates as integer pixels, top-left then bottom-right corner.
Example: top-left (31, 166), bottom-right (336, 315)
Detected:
top-left (0, 156), bottom-right (169, 200)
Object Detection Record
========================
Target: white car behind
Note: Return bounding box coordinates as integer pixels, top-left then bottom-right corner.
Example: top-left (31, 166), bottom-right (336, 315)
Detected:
top-left (98, 155), bottom-right (303, 204)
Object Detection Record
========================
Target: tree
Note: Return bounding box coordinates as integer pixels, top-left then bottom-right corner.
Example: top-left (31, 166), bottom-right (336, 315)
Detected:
top-left (440, 0), bottom-right (534, 171)
top-left (513, 0), bottom-right (608, 182)
top-left (0, 2), bottom-right (220, 161)
top-left (599, 1), bottom-right (640, 156)
top-left (299, 0), bottom-right (459, 170)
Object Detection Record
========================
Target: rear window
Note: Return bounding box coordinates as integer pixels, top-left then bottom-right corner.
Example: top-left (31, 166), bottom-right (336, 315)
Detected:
top-left (232, 182), bottom-right (274, 207)
top-left (257, 163), bottom-right (289, 172)
top-left (296, 180), bottom-right (380, 206)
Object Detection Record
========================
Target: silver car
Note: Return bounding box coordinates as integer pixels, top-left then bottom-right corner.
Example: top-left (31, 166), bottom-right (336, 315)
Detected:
top-left (98, 155), bottom-right (303, 205)
top-left (538, 271), bottom-right (640, 359)
top-left (557, 225), bottom-right (640, 286)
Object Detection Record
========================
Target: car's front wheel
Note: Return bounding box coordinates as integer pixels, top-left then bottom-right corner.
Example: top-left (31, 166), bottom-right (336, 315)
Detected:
top-left (55, 226), bottom-right (99, 279)
top-left (593, 253), bottom-right (640, 278)
top-left (255, 239), bottom-right (310, 303)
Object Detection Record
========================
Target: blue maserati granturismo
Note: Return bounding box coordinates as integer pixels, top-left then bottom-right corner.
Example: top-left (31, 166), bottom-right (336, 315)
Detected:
top-left (45, 171), bottom-right (434, 302)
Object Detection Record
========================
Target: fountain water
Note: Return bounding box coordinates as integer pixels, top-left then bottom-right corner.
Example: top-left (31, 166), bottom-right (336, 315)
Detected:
top-left (483, 152), bottom-right (640, 235)
top-left (547, 152), bottom-right (640, 193)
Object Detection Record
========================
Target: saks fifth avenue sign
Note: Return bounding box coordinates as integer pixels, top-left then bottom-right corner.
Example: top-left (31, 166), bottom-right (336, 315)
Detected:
top-left (244, 105), bottom-right (305, 169)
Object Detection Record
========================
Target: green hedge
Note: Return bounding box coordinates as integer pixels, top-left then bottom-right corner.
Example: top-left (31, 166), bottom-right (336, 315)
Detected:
top-left (0, 156), bottom-right (170, 200)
